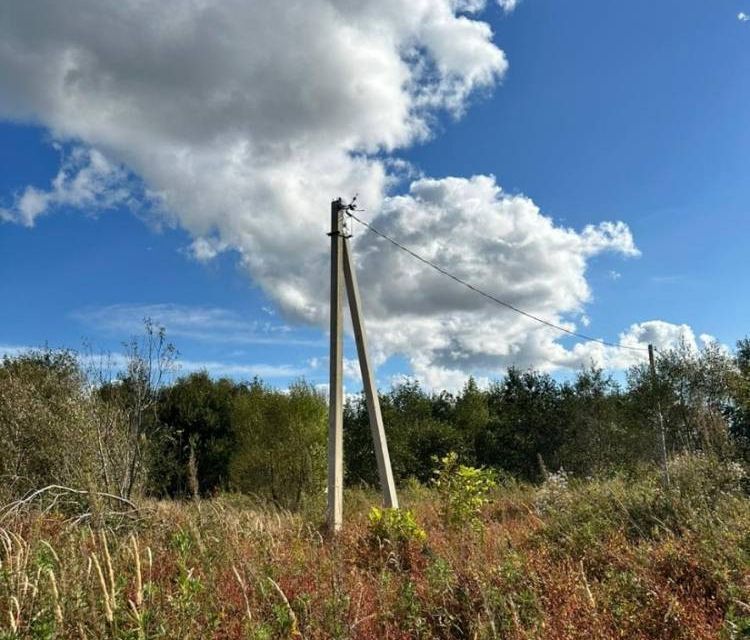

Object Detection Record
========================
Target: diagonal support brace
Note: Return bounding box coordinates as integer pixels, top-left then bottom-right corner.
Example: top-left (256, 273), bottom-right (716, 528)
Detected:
top-left (342, 237), bottom-right (398, 508)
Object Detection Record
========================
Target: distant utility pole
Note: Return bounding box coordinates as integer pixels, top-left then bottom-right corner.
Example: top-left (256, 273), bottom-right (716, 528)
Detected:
top-left (327, 198), bottom-right (398, 533)
top-left (648, 344), bottom-right (670, 487)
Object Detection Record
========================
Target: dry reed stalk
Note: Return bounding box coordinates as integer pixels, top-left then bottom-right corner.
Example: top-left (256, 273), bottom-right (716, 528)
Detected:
top-left (131, 535), bottom-right (143, 606)
top-left (128, 599), bottom-right (146, 640)
top-left (579, 560), bottom-right (596, 609)
top-left (232, 565), bottom-right (252, 623)
top-left (146, 546), bottom-right (153, 585)
top-left (507, 595), bottom-right (521, 632)
top-left (188, 519), bottom-right (206, 554)
top-left (0, 529), bottom-right (12, 572)
top-left (48, 567), bottom-right (64, 626)
top-left (8, 530), bottom-right (26, 552)
top-left (39, 539), bottom-right (60, 564)
top-left (9, 595), bottom-right (20, 633)
top-left (268, 577), bottom-right (301, 637)
top-left (480, 596), bottom-right (498, 638)
top-left (30, 566), bottom-right (42, 599)
top-left (23, 569), bottom-right (41, 604)
top-left (100, 530), bottom-right (116, 611)
top-left (91, 552), bottom-right (114, 623)
top-left (2, 530), bottom-right (31, 595)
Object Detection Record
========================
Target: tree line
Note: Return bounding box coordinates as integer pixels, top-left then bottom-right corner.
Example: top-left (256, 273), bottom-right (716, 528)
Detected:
top-left (346, 339), bottom-right (749, 485)
top-left (1, 321), bottom-right (749, 509)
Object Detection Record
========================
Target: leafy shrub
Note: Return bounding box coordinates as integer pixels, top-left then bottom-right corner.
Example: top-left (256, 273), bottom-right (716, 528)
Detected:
top-left (367, 506), bottom-right (427, 573)
top-left (432, 452), bottom-right (496, 530)
top-left (155, 372), bottom-right (243, 497)
top-left (367, 507), bottom-right (426, 546)
top-left (0, 350), bottom-right (134, 501)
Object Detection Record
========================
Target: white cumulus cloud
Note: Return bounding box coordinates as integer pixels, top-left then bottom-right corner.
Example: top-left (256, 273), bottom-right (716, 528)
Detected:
top-left (559, 320), bottom-right (722, 373)
top-left (1, 147), bottom-right (133, 226)
top-left (0, 0), bottom-right (698, 387)
top-left (0, 0), bottom-right (507, 320)
top-left (347, 174), bottom-right (641, 388)
top-left (497, 0), bottom-right (520, 13)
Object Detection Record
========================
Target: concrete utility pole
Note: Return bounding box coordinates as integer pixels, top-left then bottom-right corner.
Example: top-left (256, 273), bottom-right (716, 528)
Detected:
top-left (327, 198), bottom-right (399, 533)
top-left (327, 200), bottom-right (345, 532)
top-left (648, 344), bottom-right (671, 487)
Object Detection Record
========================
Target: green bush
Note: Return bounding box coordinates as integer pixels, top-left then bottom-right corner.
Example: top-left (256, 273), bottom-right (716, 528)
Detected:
top-left (0, 350), bottom-right (132, 501)
top-left (537, 454), bottom-right (750, 561)
top-left (367, 506), bottom-right (427, 573)
top-left (667, 451), bottom-right (747, 501)
top-left (432, 452), bottom-right (496, 531)
top-left (368, 507), bottom-right (427, 546)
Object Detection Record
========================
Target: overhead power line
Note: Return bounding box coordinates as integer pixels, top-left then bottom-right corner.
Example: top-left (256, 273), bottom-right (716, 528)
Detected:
top-left (346, 210), bottom-right (649, 353)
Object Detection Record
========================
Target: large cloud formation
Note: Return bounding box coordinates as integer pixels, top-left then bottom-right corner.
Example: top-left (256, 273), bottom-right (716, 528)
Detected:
top-left (354, 175), bottom-right (642, 387)
top-left (0, 0), bottom-right (693, 386)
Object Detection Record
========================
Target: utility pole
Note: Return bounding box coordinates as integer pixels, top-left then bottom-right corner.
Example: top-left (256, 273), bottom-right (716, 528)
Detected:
top-left (648, 344), bottom-right (670, 487)
top-left (327, 200), bottom-right (345, 532)
top-left (327, 197), bottom-right (399, 533)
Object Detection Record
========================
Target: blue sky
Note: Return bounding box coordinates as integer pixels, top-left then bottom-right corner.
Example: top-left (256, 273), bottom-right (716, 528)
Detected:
top-left (1, 0), bottom-right (748, 391)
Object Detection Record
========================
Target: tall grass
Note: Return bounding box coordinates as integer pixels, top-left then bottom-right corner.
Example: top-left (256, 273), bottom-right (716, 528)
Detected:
top-left (0, 455), bottom-right (748, 639)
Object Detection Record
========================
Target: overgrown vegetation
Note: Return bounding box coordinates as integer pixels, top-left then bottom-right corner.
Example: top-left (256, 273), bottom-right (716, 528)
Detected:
top-left (0, 457), bottom-right (748, 639)
top-left (2, 324), bottom-right (749, 506)
top-left (1, 324), bottom-right (749, 637)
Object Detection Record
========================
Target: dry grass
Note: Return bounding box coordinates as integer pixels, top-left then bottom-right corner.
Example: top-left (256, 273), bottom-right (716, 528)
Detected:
top-left (0, 462), bottom-right (748, 639)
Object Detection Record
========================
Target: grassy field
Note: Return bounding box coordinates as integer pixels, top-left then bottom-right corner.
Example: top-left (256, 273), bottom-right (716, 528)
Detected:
top-left (1, 456), bottom-right (749, 640)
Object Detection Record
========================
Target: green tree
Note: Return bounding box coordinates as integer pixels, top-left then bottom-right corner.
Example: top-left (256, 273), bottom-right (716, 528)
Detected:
top-left (626, 339), bottom-right (735, 462)
top-left (0, 351), bottom-right (92, 496)
top-left (345, 380), bottom-right (466, 486)
top-left (0, 349), bottom-right (133, 500)
top-left (229, 380), bottom-right (326, 509)
top-left (478, 368), bottom-right (563, 481)
top-left (156, 372), bottom-right (244, 497)
top-left (558, 367), bottom-right (629, 475)
top-left (453, 377), bottom-right (489, 466)
top-left (381, 380), bottom-right (463, 483)
top-left (343, 393), bottom-right (379, 487)
top-left (727, 337), bottom-right (750, 460)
